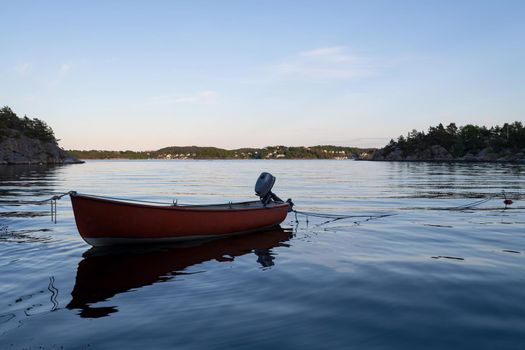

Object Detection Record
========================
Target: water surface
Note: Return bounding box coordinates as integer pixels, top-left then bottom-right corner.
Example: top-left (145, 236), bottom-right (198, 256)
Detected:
top-left (1, 160), bottom-right (524, 349)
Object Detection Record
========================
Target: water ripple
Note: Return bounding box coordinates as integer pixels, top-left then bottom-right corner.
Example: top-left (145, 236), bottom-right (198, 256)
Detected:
top-left (0, 160), bottom-right (524, 349)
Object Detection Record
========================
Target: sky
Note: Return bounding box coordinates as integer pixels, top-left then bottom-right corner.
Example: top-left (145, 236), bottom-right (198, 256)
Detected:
top-left (1, 0), bottom-right (524, 150)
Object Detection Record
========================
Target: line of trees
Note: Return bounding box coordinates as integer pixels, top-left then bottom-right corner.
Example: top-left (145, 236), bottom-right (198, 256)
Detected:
top-left (0, 106), bottom-right (56, 143)
top-left (382, 122), bottom-right (525, 157)
top-left (69, 145), bottom-right (374, 160)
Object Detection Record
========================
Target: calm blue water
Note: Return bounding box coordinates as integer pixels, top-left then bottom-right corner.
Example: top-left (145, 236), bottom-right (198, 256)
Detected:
top-left (1, 160), bottom-right (524, 349)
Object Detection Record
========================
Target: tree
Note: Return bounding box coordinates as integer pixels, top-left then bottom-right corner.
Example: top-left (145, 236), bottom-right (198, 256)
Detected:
top-left (0, 106), bottom-right (56, 143)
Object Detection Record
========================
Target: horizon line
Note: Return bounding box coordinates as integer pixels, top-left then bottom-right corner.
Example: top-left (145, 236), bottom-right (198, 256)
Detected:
top-left (66, 143), bottom-right (379, 152)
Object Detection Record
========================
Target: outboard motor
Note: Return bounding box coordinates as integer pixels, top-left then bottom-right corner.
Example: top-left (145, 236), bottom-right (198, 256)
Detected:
top-left (255, 172), bottom-right (294, 210)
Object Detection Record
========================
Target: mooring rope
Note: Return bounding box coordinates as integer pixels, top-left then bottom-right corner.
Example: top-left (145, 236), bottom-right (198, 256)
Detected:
top-left (76, 193), bottom-right (173, 205)
top-left (48, 191), bottom-right (75, 223)
top-left (292, 209), bottom-right (396, 226)
top-left (0, 189), bottom-right (520, 225)
top-left (429, 190), bottom-right (517, 211)
top-left (0, 191), bottom-right (73, 223)
top-left (48, 276), bottom-right (59, 311)
top-left (440, 197), bottom-right (493, 210)
top-left (290, 190), bottom-right (519, 225)
top-left (0, 192), bottom-right (72, 205)
top-left (0, 191), bottom-right (173, 222)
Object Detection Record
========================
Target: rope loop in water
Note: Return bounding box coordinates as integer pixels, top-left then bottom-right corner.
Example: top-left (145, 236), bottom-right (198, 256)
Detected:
top-left (292, 209), bottom-right (396, 226)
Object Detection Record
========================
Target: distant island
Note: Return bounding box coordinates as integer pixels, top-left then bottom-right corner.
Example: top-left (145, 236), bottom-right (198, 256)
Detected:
top-left (3, 105), bottom-right (523, 164)
top-left (69, 145), bottom-right (374, 160)
top-left (0, 106), bottom-right (82, 165)
top-left (368, 122), bottom-right (525, 162)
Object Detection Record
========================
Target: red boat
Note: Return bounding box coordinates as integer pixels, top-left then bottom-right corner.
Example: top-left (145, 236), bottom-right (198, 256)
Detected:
top-left (70, 172), bottom-right (293, 246)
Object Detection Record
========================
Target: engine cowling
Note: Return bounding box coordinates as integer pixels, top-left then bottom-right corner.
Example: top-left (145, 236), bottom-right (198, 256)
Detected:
top-left (255, 172), bottom-right (275, 200)
top-left (255, 172), bottom-right (294, 211)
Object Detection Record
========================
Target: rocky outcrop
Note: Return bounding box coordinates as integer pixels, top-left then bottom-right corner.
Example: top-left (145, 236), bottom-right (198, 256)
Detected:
top-left (370, 145), bottom-right (525, 162)
top-left (0, 131), bottom-right (83, 165)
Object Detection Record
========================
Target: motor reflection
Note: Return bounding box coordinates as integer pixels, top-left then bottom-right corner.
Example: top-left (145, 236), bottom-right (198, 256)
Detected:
top-left (67, 227), bottom-right (292, 318)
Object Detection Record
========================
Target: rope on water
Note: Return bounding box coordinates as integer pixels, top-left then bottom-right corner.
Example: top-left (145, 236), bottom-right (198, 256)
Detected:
top-left (0, 191), bottom-right (74, 223)
top-left (0, 189), bottom-right (519, 225)
top-left (0, 191), bottom-right (175, 223)
top-left (441, 197), bottom-right (493, 210)
top-left (435, 190), bottom-right (516, 211)
top-left (292, 209), bottom-right (396, 226)
top-left (48, 276), bottom-right (59, 311)
top-left (48, 191), bottom-right (75, 223)
top-left (291, 190), bottom-right (519, 226)
top-left (45, 191), bottom-right (177, 224)
top-left (0, 192), bottom-right (173, 206)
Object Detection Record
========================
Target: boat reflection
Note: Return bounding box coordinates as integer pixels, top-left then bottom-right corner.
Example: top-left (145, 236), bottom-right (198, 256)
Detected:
top-left (67, 227), bottom-right (293, 318)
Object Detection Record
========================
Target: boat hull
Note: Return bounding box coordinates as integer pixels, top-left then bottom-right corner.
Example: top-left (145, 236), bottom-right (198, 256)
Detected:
top-left (70, 193), bottom-right (290, 246)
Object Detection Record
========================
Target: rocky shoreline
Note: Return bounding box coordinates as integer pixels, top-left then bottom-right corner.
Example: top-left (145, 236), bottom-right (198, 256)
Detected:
top-left (367, 145), bottom-right (525, 163)
top-left (0, 130), bottom-right (83, 165)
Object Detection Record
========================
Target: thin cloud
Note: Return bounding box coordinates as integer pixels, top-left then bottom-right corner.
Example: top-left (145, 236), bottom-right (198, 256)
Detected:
top-left (49, 63), bottom-right (72, 87)
top-left (147, 90), bottom-right (219, 105)
top-left (301, 46), bottom-right (358, 63)
top-left (276, 46), bottom-right (373, 80)
top-left (57, 63), bottom-right (72, 78)
top-left (14, 63), bottom-right (32, 77)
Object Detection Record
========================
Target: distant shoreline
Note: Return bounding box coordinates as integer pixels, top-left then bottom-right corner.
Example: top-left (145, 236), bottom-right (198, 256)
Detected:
top-left (75, 157), bottom-right (358, 161)
top-left (73, 158), bottom-right (523, 163)
top-left (357, 158), bottom-right (525, 164)
top-left (68, 145), bottom-right (375, 161)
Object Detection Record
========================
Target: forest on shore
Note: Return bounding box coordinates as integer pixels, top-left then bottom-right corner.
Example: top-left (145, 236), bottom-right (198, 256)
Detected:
top-left (69, 145), bottom-right (373, 160)
top-left (0, 106), bottom-right (56, 143)
top-left (371, 122), bottom-right (525, 162)
top-left (0, 106), bottom-right (81, 164)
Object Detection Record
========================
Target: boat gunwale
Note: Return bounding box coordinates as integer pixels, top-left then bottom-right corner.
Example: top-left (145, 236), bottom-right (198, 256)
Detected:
top-left (71, 192), bottom-right (290, 212)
